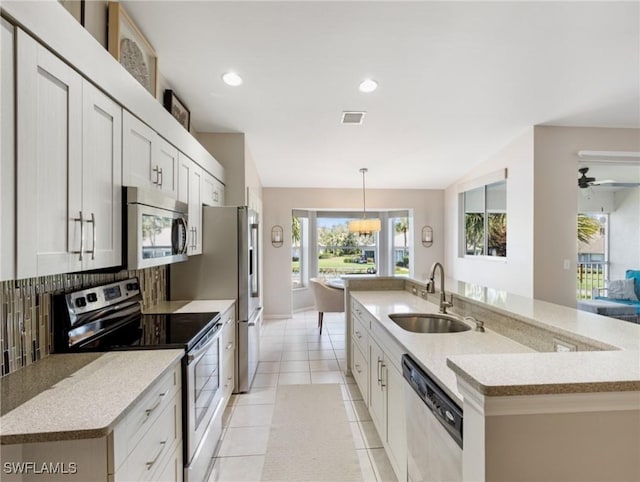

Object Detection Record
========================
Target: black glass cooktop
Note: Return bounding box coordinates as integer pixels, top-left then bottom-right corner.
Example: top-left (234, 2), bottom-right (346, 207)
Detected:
top-left (75, 312), bottom-right (221, 352)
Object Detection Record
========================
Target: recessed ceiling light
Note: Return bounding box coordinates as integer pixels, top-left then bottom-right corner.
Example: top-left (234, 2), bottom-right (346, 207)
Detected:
top-left (359, 79), bottom-right (378, 93)
top-left (222, 72), bottom-right (243, 86)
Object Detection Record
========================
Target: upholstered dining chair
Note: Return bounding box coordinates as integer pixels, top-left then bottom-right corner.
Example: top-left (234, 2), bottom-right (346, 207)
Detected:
top-left (309, 278), bottom-right (345, 334)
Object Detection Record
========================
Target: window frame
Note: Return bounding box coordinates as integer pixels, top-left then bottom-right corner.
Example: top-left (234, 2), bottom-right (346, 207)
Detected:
top-left (458, 170), bottom-right (507, 260)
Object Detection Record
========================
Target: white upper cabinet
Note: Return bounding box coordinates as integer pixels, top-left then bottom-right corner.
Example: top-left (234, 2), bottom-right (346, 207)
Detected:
top-left (1, 19), bottom-right (15, 281)
top-left (82, 82), bottom-right (122, 270)
top-left (202, 170), bottom-right (225, 207)
top-left (178, 152), bottom-right (202, 255)
top-left (16, 29), bottom-right (83, 277)
top-left (16, 29), bottom-right (122, 278)
top-left (123, 111), bottom-right (177, 199)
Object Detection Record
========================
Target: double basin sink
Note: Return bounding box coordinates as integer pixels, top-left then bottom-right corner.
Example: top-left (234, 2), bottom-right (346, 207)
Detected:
top-left (388, 313), bottom-right (471, 333)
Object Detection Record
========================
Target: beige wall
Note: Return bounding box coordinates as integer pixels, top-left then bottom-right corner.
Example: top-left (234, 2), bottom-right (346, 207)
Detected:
top-left (196, 132), bottom-right (263, 208)
top-left (59, 0), bottom-right (107, 47)
top-left (446, 126), bottom-right (640, 307)
top-left (445, 128), bottom-right (535, 297)
top-left (533, 126), bottom-right (640, 307)
top-left (609, 187), bottom-right (640, 280)
top-left (263, 188), bottom-right (444, 318)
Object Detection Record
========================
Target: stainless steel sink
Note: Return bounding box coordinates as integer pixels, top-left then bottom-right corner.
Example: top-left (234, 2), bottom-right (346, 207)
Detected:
top-left (388, 313), bottom-right (471, 333)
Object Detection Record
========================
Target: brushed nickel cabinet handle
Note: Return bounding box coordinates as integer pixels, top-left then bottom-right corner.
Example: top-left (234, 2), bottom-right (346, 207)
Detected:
top-left (144, 392), bottom-right (166, 419)
top-left (152, 165), bottom-right (160, 185)
top-left (146, 440), bottom-right (167, 470)
top-left (84, 213), bottom-right (96, 260)
top-left (71, 211), bottom-right (84, 261)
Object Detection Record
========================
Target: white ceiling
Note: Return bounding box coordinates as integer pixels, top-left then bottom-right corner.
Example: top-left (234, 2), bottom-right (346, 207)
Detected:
top-left (121, 1), bottom-right (640, 189)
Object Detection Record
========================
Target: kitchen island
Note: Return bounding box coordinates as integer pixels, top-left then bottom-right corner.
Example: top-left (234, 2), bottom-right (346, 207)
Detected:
top-left (346, 277), bottom-right (640, 482)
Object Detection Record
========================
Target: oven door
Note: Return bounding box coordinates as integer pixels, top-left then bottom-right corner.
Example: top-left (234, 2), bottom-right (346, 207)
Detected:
top-left (185, 325), bottom-right (223, 481)
top-left (127, 201), bottom-right (188, 269)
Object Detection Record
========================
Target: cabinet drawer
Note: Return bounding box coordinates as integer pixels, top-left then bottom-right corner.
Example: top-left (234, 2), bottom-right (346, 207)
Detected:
top-left (112, 363), bottom-right (180, 472)
top-left (351, 299), bottom-right (367, 323)
top-left (153, 442), bottom-right (182, 482)
top-left (351, 341), bottom-right (368, 405)
top-left (222, 349), bottom-right (235, 400)
top-left (115, 392), bottom-right (181, 482)
top-left (352, 314), bottom-right (369, 358)
top-left (221, 315), bottom-right (235, 355)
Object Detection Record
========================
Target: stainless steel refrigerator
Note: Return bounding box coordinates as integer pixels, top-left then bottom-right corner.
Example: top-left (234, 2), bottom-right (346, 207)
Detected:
top-left (170, 206), bottom-right (261, 393)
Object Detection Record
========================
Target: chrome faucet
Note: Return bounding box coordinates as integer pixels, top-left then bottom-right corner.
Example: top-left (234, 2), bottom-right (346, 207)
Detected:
top-left (426, 262), bottom-right (453, 314)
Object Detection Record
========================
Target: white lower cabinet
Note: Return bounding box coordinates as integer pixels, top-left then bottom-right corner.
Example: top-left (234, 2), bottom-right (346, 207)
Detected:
top-left (110, 363), bottom-right (181, 482)
top-left (351, 340), bottom-right (369, 405)
top-left (220, 303), bottom-right (236, 401)
top-left (351, 298), bottom-right (407, 482)
top-left (385, 354), bottom-right (407, 482)
top-left (369, 337), bottom-right (386, 436)
top-left (1, 362), bottom-right (182, 482)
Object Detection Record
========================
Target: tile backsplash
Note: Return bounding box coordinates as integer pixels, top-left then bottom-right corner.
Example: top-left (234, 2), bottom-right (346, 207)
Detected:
top-left (0, 267), bottom-right (167, 377)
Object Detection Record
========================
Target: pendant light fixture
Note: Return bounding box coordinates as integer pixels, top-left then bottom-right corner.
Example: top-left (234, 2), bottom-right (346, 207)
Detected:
top-left (349, 168), bottom-right (381, 235)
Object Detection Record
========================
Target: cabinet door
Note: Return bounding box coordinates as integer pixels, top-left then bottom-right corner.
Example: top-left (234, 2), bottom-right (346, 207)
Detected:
top-left (351, 341), bottom-right (369, 405)
top-left (16, 29), bottom-right (83, 278)
top-left (81, 82), bottom-right (122, 270)
top-left (202, 171), bottom-right (224, 207)
top-left (386, 360), bottom-right (407, 482)
top-left (155, 136), bottom-right (178, 198)
top-left (202, 171), bottom-right (215, 206)
top-left (189, 163), bottom-right (203, 255)
top-left (178, 153), bottom-right (202, 255)
top-left (122, 111), bottom-right (157, 190)
top-left (1, 19), bottom-right (15, 281)
top-left (369, 337), bottom-right (386, 438)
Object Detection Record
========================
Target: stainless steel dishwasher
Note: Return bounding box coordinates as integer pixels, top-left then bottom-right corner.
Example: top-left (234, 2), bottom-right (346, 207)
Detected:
top-left (402, 354), bottom-right (463, 482)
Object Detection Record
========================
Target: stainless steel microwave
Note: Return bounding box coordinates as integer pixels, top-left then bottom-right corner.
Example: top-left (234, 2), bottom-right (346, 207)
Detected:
top-left (125, 187), bottom-right (189, 269)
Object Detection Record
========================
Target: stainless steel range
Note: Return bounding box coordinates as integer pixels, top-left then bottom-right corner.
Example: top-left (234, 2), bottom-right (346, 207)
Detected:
top-left (52, 278), bottom-right (223, 482)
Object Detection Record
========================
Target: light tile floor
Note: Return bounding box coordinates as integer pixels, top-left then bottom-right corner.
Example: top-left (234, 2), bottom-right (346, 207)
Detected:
top-left (208, 310), bottom-right (398, 482)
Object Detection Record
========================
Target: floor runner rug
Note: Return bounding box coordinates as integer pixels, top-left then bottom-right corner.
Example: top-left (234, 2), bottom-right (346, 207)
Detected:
top-left (261, 383), bottom-right (362, 481)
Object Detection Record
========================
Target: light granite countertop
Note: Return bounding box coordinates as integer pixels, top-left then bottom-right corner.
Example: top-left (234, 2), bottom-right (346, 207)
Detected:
top-left (0, 350), bottom-right (183, 444)
top-left (350, 288), bottom-right (640, 403)
top-left (144, 299), bottom-right (235, 315)
top-left (446, 278), bottom-right (640, 352)
top-left (351, 290), bottom-right (535, 404)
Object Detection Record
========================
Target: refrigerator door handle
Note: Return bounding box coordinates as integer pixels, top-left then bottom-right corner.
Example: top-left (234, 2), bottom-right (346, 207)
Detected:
top-left (247, 306), bottom-right (262, 326)
top-left (250, 223), bottom-right (260, 298)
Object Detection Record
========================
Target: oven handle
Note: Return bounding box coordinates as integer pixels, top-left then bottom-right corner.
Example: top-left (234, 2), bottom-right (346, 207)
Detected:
top-left (187, 325), bottom-right (221, 364)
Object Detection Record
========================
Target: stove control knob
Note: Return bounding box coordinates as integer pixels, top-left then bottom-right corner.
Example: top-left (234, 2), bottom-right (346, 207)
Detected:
top-left (126, 282), bottom-right (139, 291)
top-left (75, 297), bottom-right (87, 308)
top-left (86, 293), bottom-right (98, 303)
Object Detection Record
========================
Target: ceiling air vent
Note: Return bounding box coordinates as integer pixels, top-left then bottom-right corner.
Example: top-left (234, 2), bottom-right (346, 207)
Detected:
top-left (341, 111), bottom-right (366, 125)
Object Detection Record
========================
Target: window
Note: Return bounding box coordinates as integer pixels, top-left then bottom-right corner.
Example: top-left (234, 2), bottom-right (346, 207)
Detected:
top-left (291, 213), bottom-right (308, 288)
top-left (462, 180), bottom-right (507, 257)
top-left (577, 213), bottom-right (608, 299)
top-left (316, 214), bottom-right (377, 280)
top-left (392, 216), bottom-right (410, 275)
top-left (290, 209), bottom-right (413, 288)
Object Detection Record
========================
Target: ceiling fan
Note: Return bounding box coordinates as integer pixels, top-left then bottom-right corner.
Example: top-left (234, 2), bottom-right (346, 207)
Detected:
top-left (578, 167), bottom-right (640, 189)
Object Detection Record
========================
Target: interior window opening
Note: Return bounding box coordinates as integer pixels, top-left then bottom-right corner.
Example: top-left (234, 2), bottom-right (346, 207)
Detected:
top-left (461, 180), bottom-right (507, 258)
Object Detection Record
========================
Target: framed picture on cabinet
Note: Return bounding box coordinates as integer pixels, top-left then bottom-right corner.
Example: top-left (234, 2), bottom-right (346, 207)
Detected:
top-left (107, 1), bottom-right (157, 97)
top-left (163, 90), bottom-right (191, 131)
